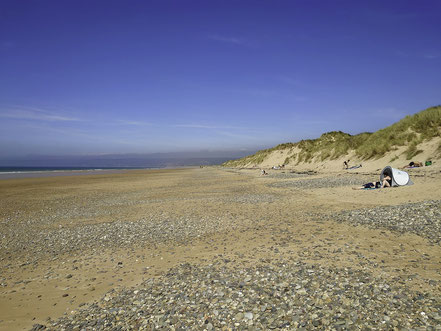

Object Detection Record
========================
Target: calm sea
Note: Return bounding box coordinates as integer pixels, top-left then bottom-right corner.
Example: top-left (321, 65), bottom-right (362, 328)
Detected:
top-left (0, 166), bottom-right (143, 173)
top-left (0, 167), bottom-right (149, 179)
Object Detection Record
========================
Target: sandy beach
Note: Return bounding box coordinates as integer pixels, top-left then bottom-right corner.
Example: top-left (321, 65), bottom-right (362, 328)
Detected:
top-left (1, 166), bottom-right (440, 330)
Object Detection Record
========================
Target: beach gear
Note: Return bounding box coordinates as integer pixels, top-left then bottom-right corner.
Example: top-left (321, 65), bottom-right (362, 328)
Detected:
top-left (380, 166), bottom-right (413, 187)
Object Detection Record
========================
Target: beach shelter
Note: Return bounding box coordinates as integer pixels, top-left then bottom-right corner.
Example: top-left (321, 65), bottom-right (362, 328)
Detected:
top-left (380, 166), bottom-right (413, 186)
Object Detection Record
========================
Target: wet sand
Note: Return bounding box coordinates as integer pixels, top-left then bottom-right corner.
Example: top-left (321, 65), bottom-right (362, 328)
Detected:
top-left (0, 167), bottom-right (440, 330)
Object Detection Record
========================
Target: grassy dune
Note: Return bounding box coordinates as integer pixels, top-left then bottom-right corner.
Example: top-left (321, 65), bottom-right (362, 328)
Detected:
top-left (223, 106), bottom-right (441, 167)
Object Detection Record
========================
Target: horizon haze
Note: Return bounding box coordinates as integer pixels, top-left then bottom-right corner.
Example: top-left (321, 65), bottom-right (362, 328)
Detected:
top-left (0, 150), bottom-right (257, 167)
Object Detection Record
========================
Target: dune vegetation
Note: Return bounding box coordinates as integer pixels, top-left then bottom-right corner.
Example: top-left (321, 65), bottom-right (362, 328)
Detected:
top-left (223, 106), bottom-right (441, 167)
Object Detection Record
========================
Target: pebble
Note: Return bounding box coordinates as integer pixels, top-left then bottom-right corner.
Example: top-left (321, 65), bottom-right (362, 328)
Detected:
top-left (270, 174), bottom-right (372, 189)
top-left (0, 183), bottom-right (284, 267)
top-left (1, 170), bottom-right (439, 330)
top-left (334, 200), bottom-right (441, 244)
top-left (45, 262), bottom-right (440, 329)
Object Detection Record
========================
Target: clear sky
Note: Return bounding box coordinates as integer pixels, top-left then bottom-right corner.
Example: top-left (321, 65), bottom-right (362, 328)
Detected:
top-left (1, 0), bottom-right (440, 157)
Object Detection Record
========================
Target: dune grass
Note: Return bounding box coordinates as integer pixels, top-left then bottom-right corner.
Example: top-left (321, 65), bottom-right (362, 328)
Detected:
top-left (223, 106), bottom-right (441, 167)
top-left (355, 106), bottom-right (441, 159)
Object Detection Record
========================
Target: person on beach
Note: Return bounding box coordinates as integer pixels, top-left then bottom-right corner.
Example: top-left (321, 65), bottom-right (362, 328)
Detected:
top-left (353, 174), bottom-right (393, 190)
top-left (352, 181), bottom-right (381, 190)
top-left (381, 175), bottom-right (392, 188)
top-left (403, 161), bottom-right (422, 168)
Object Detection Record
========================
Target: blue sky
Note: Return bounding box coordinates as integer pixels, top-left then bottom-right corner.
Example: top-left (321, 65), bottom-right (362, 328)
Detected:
top-left (1, 0), bottom-right (440, 158)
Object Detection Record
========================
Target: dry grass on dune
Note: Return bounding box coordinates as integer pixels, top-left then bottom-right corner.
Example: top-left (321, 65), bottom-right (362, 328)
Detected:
top-left (224, 106), bottom-right (441, 168)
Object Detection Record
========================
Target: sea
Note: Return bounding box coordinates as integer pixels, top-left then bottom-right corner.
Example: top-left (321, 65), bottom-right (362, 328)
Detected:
top-left (0, 166), bottom-right (148, 179)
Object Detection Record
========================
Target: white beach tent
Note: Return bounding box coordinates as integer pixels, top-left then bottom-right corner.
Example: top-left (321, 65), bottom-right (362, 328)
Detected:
top-left (380, 166), bottom-right (413, 186)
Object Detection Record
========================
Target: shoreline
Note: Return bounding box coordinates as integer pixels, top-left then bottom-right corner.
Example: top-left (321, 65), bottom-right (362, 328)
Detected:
top-left (0, 166), bottom-right (197, 180)
top-left (0, 169), bottom-right (133, 179)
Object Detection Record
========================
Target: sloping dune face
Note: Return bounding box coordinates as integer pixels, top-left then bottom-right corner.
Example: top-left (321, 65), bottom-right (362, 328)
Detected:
top-left (223, 106), bottom-right (441, 172)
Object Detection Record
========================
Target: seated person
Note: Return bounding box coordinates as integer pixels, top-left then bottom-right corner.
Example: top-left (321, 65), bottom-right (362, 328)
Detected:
top-left (381, 175), bottom-right (392, 188)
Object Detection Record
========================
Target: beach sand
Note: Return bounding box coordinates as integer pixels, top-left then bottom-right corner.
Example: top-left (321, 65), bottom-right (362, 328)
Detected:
top-left (0, 167), bottom-right (440, 330)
